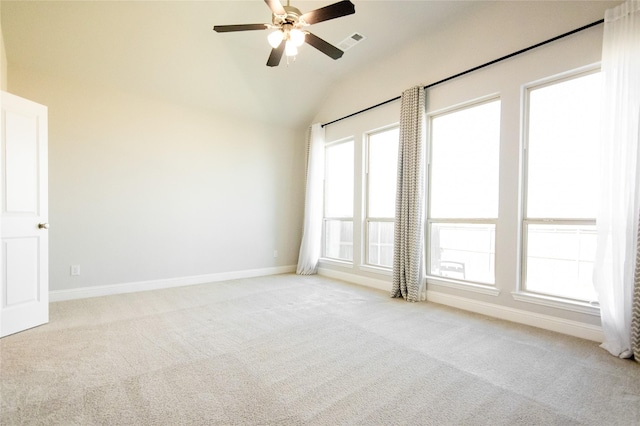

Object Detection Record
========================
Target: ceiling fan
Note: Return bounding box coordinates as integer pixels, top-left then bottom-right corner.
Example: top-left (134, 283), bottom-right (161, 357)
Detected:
top-left (213, 0), bottom-right (356, 67)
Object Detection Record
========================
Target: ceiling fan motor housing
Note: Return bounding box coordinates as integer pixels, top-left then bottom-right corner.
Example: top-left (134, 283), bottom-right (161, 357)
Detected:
top-left (273, 6), bottom-right (306, 27)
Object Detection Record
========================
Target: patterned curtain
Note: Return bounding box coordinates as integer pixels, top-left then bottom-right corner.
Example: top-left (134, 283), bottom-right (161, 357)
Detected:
top-left (297, 124), bottom-right (325, 275)
top-left (391, 86), bottom-right (426, 302)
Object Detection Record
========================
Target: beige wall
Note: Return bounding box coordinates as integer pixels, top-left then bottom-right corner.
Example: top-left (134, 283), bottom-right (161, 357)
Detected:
top-left (1, 9), bottom-right (7, 91)
top-left (9, 66), bottom-right (305, 292)
top-left (314, 1), bottom-right (614, 125)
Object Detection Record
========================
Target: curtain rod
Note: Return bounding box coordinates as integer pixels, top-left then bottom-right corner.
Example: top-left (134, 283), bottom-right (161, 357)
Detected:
top-left (321, 18), bottom-right (605, 128)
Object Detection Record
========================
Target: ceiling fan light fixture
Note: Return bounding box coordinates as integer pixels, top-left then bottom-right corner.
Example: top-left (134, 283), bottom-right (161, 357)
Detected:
top-left (267, 30), bottom-right (284, 48)
top-left (285, 40), bottom-right (298, 57)
top-left (289, 28), bottom-right (305, 47)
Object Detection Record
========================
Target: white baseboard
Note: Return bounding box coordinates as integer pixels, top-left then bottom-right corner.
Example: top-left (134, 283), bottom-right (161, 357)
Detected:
top-left (317, 267), bottom-right (391, 293)
top-left (427, 290), bottom-right (604, 343)
top-left (317, 268), bottom-right (602, 342)
top-left (50, 265), bottom-right (297, 302)
top-left (52, 265), bottom-right (603, 343)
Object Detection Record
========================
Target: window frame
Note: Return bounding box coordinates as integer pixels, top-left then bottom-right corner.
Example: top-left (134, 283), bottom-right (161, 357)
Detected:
top-left (518, 65), bottom-right (601, 308)
top-left (364, 124), bottom-right (399, 270)
top-left (426, 95), bottom-right (501, 289)
top-left (322, 137), bottom-right (355, 263)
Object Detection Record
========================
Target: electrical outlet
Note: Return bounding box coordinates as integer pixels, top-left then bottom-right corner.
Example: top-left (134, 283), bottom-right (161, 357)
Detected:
top-left (70, 265), bottom-right (81, 276)
top-left (273, 250), bottom-right (278, 258)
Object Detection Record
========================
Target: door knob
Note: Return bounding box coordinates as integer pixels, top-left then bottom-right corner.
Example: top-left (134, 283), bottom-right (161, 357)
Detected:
top-left (38, 223), bottom-right (49, 229)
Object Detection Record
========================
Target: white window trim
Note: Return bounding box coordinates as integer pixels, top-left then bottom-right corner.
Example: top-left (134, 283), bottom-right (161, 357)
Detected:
top-left (426, 95), bottom-right (501, 289)
top-left (322, 137), bottom-right (355, 263)
top-left (427, 276), bottom-right (501, 297)
top-left (363, 125), bottom-right (399, 270)
top-left (426, 218), bottom-right (498, 285)
top-left (319, 257), bottom-right (354, 269)
top-left (517, 64), bottom-right (601, 306)
top-left (363, 217), bottom-right (394, 269)
top-left (360, 264), bottom-right (393, 276)
top-left (428, 93), bottom-right (500, 119)
top-left (511, 291), bottom-right (600, 316)
top-left (321, 218), bottom-right (354, 263)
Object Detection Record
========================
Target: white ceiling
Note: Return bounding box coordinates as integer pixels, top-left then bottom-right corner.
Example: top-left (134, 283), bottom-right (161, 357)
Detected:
top-left (2, 0), bottom-right (491, 127)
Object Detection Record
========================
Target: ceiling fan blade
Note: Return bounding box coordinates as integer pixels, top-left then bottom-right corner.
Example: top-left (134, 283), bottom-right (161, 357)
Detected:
top-left (267, 41), bottom-right (286, 67)
top-left (305, 32), bottom-right (344, 60)
top-left (264, 0), bottom-right (286, 16)
top-left (301, 0), bottom-right (355, 25)
top-left (213, 24), bottom-right (268, 33)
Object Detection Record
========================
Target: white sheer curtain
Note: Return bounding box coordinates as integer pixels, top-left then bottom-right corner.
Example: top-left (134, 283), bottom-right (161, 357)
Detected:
top-left (297, 123), bottom-right (325, 275)
top-left (593, 0), bottom-right (640, 358)
top-left (391, 86), bottom-right (426, 302)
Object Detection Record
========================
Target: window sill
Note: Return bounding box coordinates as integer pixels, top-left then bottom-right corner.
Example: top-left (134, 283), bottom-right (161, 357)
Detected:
top-left (427, 277), bottom-right (500, 296)
top-left (359, 264), bottom-right (392, 276)
top-left (318, 258), bottom-right (353, 269)
top-left (511, 291), bottom-right (600, 316)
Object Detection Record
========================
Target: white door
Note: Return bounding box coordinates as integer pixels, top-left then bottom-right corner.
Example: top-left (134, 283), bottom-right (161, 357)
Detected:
top-left (0, 91), bottom-right (48, 338)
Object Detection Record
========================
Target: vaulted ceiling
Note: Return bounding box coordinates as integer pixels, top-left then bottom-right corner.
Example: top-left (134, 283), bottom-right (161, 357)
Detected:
top-left (1, 1), bottom-right (493, 127)
top-left (1, 1), bottom-right (617, 128)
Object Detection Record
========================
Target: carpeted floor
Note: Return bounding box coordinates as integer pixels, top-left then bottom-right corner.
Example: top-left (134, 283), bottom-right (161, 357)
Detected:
top-left (1, 274), bottom-right (639, 425)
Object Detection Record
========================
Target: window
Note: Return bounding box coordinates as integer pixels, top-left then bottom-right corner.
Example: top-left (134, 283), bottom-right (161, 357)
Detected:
top-left (522, 70), bottom-right (600, 302)
top-left (428, 99), bottom-right (501, 285)
top-left (323, 139), bottom-right (354, 261)
top-left (365, 126), bottom-right (399, 268)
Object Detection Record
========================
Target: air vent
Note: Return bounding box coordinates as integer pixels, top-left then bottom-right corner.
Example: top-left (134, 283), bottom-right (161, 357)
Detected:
top-left (337, 32), bottom-right (366, 51)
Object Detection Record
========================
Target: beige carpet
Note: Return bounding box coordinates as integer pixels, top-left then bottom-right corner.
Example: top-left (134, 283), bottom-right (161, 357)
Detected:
top-left (1, 274), bottom-right (639, 425)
